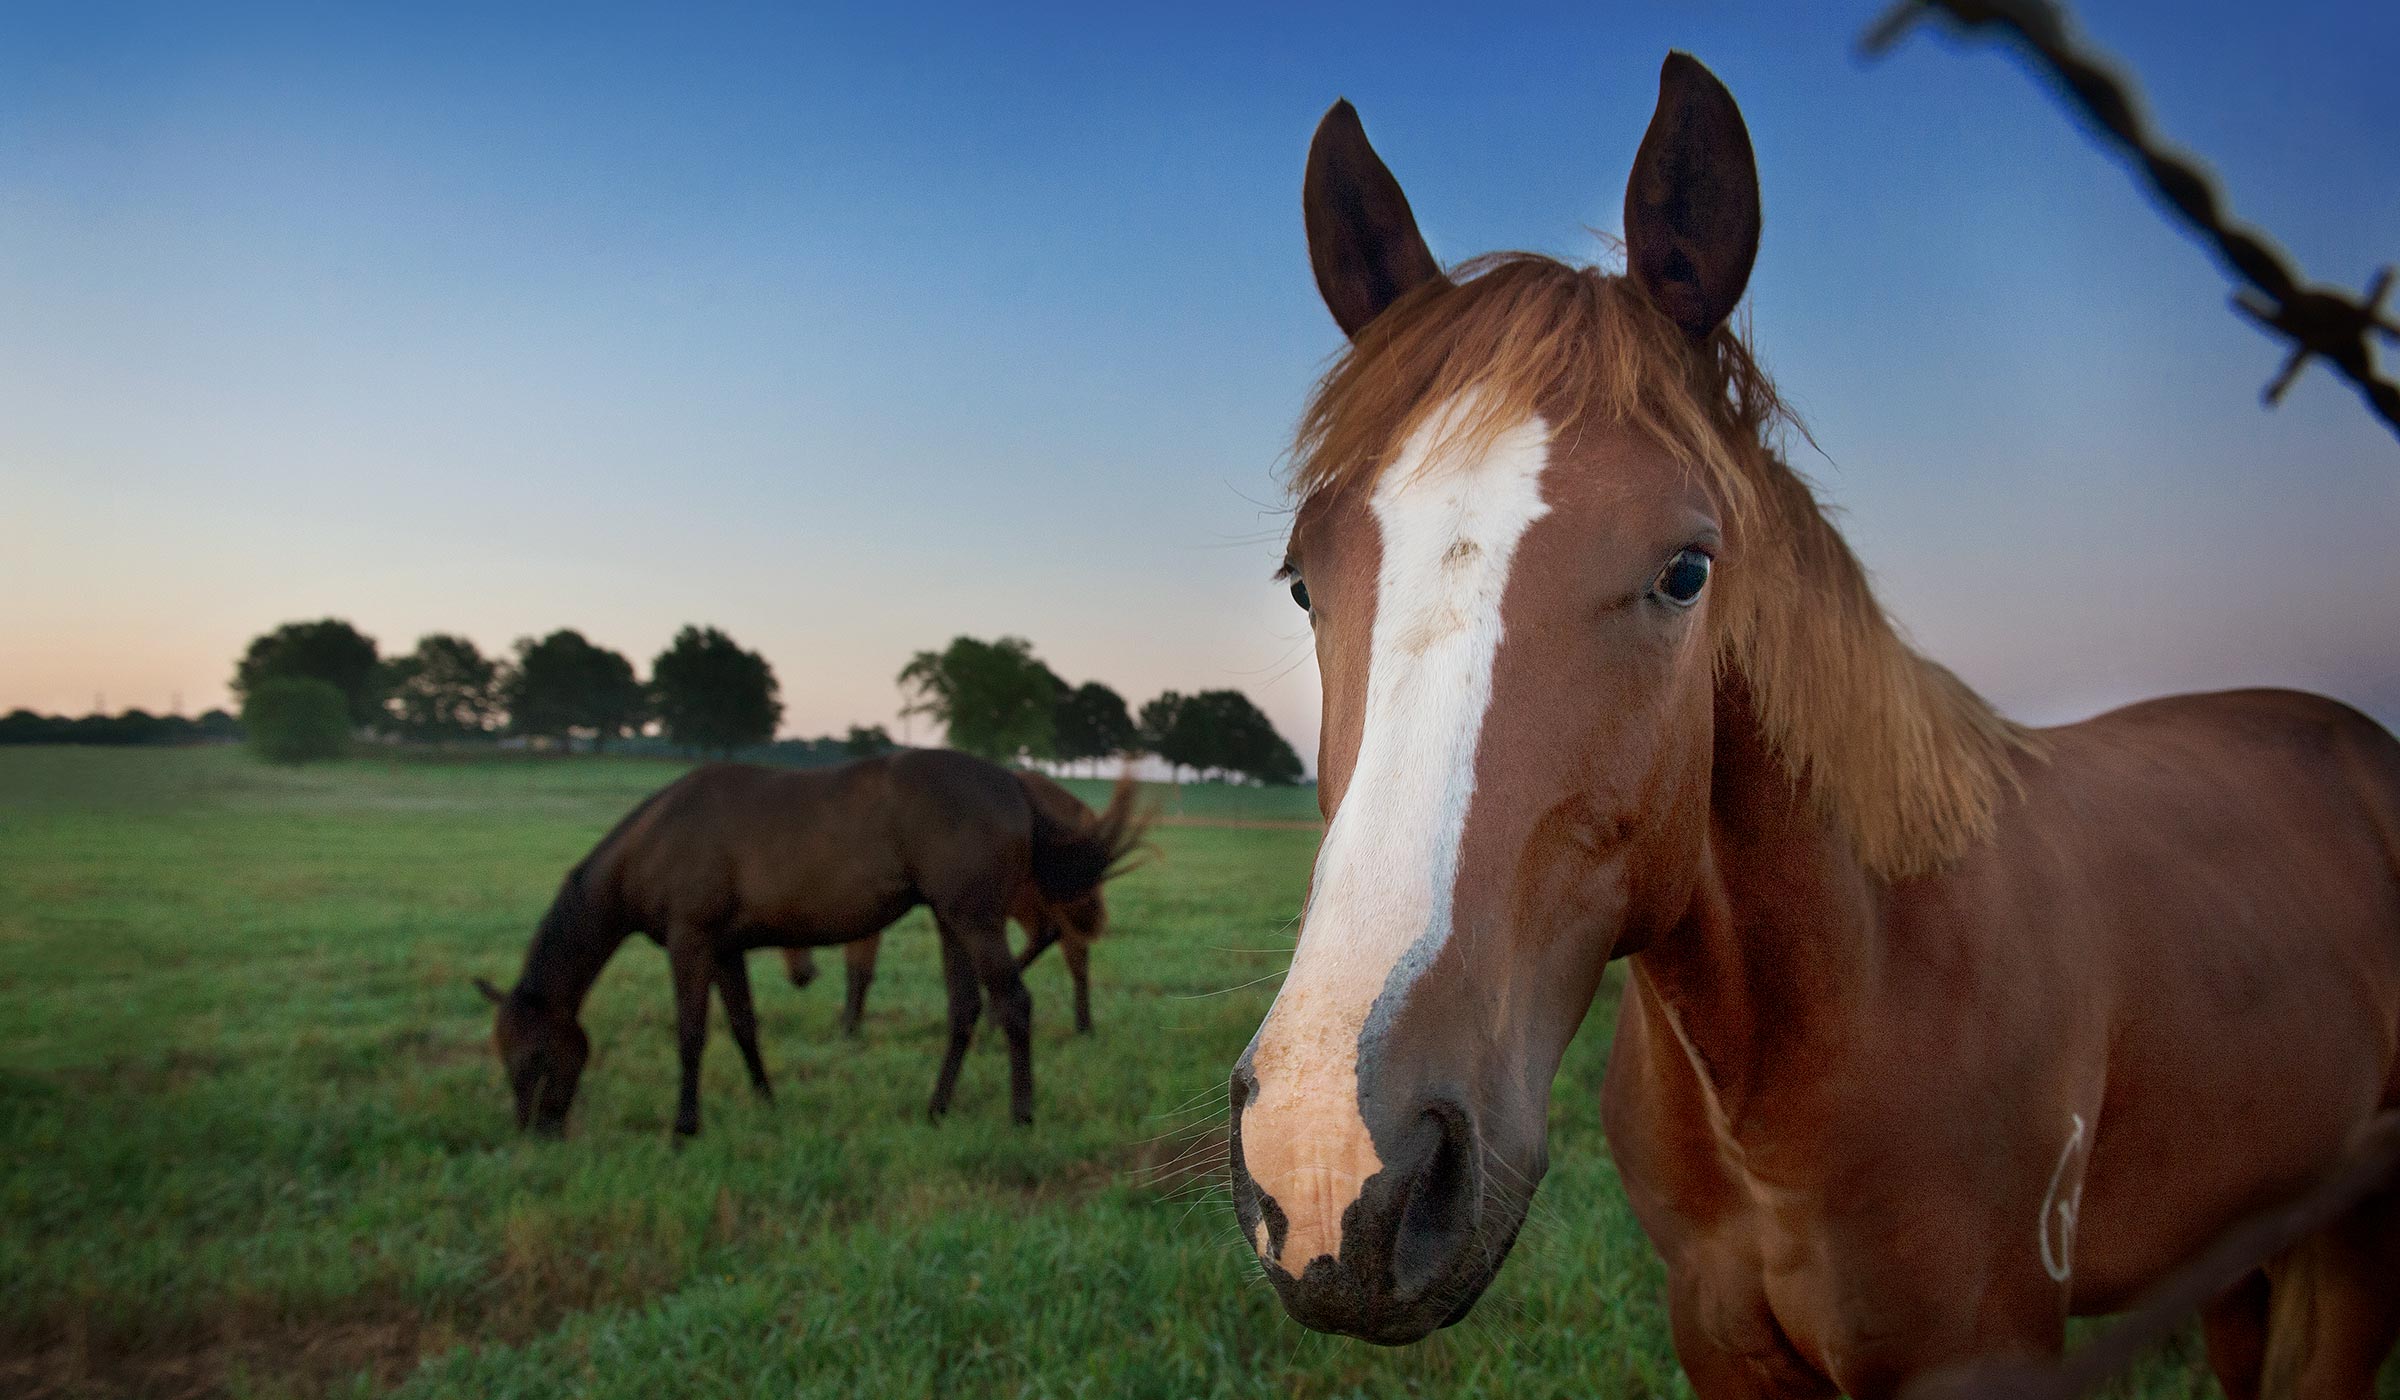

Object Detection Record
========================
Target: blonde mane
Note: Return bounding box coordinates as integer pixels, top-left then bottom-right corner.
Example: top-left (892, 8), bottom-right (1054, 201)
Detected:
top-left (1288, 253), bottom-right (2034, 878)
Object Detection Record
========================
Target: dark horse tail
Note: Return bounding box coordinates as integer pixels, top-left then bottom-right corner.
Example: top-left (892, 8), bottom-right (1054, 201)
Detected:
top-left (1021, 772), bottom-right (1153, 905)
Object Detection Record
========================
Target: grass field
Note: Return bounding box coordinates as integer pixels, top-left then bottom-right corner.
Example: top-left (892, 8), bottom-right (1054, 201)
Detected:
top-left (0, 747), bottom-right (2384, 1399)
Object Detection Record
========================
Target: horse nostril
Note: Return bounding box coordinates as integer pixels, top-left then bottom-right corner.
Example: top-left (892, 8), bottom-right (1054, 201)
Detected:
top-left (1226, 1065), bottom-right (1256, 1194)
top-left (1391, 1097), bottom-right (1481, 1301)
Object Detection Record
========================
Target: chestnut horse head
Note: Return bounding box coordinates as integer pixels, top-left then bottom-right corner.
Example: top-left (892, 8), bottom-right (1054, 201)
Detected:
top-left (1229, 53), bottom-right (2018, 1342)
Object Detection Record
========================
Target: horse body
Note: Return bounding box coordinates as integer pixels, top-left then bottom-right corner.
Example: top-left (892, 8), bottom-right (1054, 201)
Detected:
top-left (1609, 687), bottom-right (2400, 1395)
top-left (1226, 51), bottom-right (2399, 1397)
top-left (616, 761), bottom-right (916, 952)
top-left (781, 770), bottom-right (1113, 1035)
top-left (482, 749), bottom-right (1145, 1136)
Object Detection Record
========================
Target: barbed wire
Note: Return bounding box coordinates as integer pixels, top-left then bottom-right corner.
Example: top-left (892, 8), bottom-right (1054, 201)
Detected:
top-left (1860, 0), bottom-right (2400, 442)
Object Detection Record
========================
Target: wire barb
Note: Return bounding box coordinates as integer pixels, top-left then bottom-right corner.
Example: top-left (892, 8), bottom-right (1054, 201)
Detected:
top-left (1861, 0), bottom-right (2400, 441)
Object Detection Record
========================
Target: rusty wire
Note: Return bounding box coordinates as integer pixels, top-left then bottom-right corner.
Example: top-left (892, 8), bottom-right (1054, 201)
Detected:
top-left (1861, 0), bottom-right (2400, 441)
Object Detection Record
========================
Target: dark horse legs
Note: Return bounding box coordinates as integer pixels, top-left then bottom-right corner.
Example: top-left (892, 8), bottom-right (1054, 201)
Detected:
top-left (779, 940), bottom-right (878, 1035)
top-left (668, 937), bottom-right (778, 1139)
top-left (1061, 935), bottom-right (1093, 1036)
top-left (927, 930), bottom-right (982, 1121)
top-left (926, 913), bottom-right (1035, 1125)
top-left (1013, 917), bottom-right (1092, 1035)
top-left (973, 925), bottom-right (1037, 1123)
top-left (841, 936), bottom-right (877, 1037)
top-left (798, 919), bottom-right (1085, 1042)
top-left (668, 923), bottom-right (712, 1140)
top-left (713, 947), bottom-right (773, 1103)
top-left (1015, 917), bottom-right (1060, 971)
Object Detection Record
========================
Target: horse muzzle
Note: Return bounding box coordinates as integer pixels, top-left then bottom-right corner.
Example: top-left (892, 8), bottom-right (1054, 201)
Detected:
top-left (1230, 1068), bottom-right (1505, 1344)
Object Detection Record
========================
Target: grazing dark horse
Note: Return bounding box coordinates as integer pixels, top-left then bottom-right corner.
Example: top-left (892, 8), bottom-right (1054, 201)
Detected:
top-left (1226, 53), bottom-right (2400, 1398)
top-left (477, 750), bottom-right (1146, 1137)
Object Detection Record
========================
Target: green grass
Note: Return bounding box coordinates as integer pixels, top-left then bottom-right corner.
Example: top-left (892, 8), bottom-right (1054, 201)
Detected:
top-left (1049, 774), bottom-right (1324, 826)
top-left (0, 747), bottom-right (2383, 1399)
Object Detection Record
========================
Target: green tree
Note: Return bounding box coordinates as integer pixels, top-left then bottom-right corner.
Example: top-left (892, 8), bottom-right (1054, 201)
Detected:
top-left (1138, 689), bottom-right (1302, 784)
top-left (896, 636), bottom-right (1060, 762)
top-left (242, 676), bottom-right (351, 763)
top-left (1054, 681), bottom-right (1136, 775)
top-left (0, 710), bottom-right (59, 745)
top-left (1137, 691), bottom-right (1195, 780)
top-left (232, 619), bottom-right (382, 728)
top-left (652, 625), bottom-right (782, 755)
top-left (384, 633), bottom-right (501, 740)
top-left (843, 724), bottom-right (896, 757)
top-left (1196, 689), bottom-right (1305, 785)
top-left (503, 630), bottom-right (645, 751)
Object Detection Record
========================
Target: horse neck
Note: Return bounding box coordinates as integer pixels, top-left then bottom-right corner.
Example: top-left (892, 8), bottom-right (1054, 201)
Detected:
top-left (1625, 675), bottom-right (1887, 1118)
top-left (517, 899), bottom-right (629, 1019)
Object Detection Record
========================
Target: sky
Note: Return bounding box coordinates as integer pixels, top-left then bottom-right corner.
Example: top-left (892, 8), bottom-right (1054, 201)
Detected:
top-left (3, 0), bottom-right (2395, 766)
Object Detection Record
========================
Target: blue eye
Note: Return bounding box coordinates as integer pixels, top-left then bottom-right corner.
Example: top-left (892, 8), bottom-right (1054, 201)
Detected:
top-left (1655, 549), bottom-right (1710, 606)
top-left (1289, 577), bottom-right (1311, 612)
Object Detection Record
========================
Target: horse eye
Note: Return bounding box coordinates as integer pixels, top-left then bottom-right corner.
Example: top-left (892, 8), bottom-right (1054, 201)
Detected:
top-left (1654, 549), bottom-right (1710, 606)
top-left (1289, 577), bottom-right (1311, 613)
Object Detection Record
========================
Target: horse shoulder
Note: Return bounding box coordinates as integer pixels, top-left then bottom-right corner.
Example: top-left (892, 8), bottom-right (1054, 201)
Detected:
top-left (1605, 973), bottom-right (1864, 1391)
top-left (1969, 689), bottom-right (2400, 1308)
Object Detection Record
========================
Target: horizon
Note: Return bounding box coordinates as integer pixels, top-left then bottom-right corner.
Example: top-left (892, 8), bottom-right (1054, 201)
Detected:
top-left (4, 1), bottom-right (2395, 766)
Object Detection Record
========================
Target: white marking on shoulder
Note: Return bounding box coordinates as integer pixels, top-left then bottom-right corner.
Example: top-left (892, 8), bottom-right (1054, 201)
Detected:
top-left (1241, 395), bottom-right (1554, 1275)
top-left (2039, 1112), bottom-right (2088, 1284)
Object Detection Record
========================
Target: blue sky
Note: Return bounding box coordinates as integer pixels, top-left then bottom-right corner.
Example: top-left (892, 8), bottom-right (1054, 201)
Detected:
top-left (3, 0), bottom-right (2394, 761)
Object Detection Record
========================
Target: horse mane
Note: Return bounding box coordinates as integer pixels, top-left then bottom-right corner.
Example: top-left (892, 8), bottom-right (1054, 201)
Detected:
top-left (1288, 252), bottom-right (2035, 879)
top-left (513, 782), bottom-right (668, 1003)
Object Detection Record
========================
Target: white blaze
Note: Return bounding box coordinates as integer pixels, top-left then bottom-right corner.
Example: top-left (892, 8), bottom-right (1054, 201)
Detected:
top-left (1244, 400), bottom-right (1553, 1274)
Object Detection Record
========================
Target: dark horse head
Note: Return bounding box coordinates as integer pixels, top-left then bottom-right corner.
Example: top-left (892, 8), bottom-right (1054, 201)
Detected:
top-left (1229, 54), bottom-right (1769, 1343)
top-left (476, 977), bottom-right (587, 1135)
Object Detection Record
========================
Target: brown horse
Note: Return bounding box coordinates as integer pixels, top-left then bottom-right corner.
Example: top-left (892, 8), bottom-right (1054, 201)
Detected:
top-left (779, 770), bottom-right (1114, 1036)
top-left (1226, 52), bottom-right (2400, 1398)
top-left (477, 750), bottom-right (1145, 1137)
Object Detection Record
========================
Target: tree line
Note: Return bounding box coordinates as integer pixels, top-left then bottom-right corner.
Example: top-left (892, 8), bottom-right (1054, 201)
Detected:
top-left (26, 618), bottom-right (1304, 784)
top-left (0, 707), bottom-right (244, 747)
top-left (898, 635), bottom-right (1303, 785)
top-left (228, 618), bottom-right (791, 759)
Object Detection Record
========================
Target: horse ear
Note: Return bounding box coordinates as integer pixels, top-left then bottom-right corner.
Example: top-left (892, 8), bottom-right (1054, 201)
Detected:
top-left (1623, 52), bottom-right (1761, 341)
top-left (1305, 100), bottom-right (1446, 339)
top-left (474, 977), bottom-right (506, 1005)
